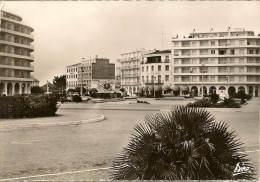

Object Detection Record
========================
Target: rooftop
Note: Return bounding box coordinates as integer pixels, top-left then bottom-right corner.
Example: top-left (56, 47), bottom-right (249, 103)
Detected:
top-left (146, 49), bottom-right (171, 55)
top-left (66, 63), bottom-right (81, 68)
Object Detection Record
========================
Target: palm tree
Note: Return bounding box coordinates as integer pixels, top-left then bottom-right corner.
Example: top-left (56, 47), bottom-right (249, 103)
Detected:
top-left (111, 106), bottom-right (253, 180)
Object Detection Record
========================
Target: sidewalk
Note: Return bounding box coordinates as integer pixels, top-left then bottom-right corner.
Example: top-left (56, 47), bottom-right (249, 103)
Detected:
top-left (0, 110), bottom-right (104, 131)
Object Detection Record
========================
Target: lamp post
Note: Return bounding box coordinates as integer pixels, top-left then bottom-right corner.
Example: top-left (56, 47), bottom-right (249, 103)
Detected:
top-left (201, 64), bottom-right (205, 98)
top-left (47, 81), bottom-right (49, 93)
top-left (80, 67), bottom-right (84, 96)
top-left (226, 75), bottom-right (229, 96)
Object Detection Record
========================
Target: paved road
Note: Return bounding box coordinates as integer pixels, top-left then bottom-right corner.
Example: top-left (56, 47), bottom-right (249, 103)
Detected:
top-left (0, 98), bottom-right (259, 180)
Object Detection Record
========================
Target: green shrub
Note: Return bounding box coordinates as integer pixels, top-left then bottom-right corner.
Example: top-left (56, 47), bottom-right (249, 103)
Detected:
top-left (72, 95), bottom-right (82, 102)
top-left (0, 95), bottom-right (58, 118)
top-left (111, 106), bottom-right (253, 180)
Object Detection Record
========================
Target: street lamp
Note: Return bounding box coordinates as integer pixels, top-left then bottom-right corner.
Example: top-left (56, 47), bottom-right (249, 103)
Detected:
top-left (201, 63), bottom-right (205, 98)
top-left (80, 67), bottom-right (84, 96)
top-left (226, 75), bottom-right (229, 96)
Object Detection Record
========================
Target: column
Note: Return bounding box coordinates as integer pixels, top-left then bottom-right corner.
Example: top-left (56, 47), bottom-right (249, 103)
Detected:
top-left (27, 83), bottom-right (31, 94)
top-left (4, 82), bottom-right (8, 96)
top-left (19, 83), bottom-right (22, 94)
top-left (12, 82), bottom-right (15, 95)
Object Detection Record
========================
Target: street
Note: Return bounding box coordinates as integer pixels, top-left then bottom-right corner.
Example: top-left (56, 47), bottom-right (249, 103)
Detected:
top-left (0, 98), bottom-right (259, 180)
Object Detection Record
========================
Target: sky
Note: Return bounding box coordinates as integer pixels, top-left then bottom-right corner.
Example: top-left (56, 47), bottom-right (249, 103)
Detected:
top-left (1, 1), bottom-right (260, 86)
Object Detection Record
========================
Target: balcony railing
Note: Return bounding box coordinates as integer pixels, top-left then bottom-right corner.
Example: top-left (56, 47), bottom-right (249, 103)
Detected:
top-left (144, 80), bottom-right (164, 85)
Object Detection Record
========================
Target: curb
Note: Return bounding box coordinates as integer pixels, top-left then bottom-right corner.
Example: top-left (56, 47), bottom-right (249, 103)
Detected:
top-left (0, 114), bottom-right (105, 131)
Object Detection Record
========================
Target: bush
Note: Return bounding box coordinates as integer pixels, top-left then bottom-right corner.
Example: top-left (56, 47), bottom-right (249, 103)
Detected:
top-left (210, 93), bottom-right (219, 104)
top-left (187, 99), bottom-right (212, 107)
top-left (72, 95), bottom-right (82, 102)
top-left (234, 91), bottom-right (252, 100)
top-left (187, 98), bottom-right (241, 108)
top-left (0, 95), bottom-right (58, 118)
top-left (111, 106), bottom-right (253, 180)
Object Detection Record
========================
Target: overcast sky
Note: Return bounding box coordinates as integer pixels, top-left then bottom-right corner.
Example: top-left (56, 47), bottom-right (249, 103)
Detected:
top-left (1, 1), bottom-right (260, 85)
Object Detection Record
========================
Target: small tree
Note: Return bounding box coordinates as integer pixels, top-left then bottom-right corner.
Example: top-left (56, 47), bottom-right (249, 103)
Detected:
top-left (31, 86), bottom-right (44, 94)
top-left (111, 106), bottom-right (253, 180)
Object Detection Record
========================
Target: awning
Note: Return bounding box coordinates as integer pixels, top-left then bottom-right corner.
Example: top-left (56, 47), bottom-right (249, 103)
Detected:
top-left (163, 85), bottom-right (172, 91)
top-left (155, 86), bottom-right (162, 92)
top-left (149, 86), bottom-right (154, 92)
top-left (180, 85), bottom-right (189, 91)
top-left (171, 85), bottom-right (180, 91)
top-left (143, 86), bottom-right (149, 92)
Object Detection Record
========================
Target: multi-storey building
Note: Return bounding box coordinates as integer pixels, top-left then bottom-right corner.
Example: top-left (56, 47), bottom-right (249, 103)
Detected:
top-left (115, 59), bottom-right (121, 91)
top-left (66, 63), bottom-right (80, 90)
top-left (140, 50), bottom-right (172, 95)
top-left (172, 28), bottom-right (260, 97)
top-left (119, 49), bottom-right (150, 95)
top-left (66, 56), bottom-right (115, 94)
top-left (0, 10), bottom-right (34, 95)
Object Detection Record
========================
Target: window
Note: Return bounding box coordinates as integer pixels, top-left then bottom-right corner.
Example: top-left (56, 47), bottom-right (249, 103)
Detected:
top-left (230, 50), bottom-right (235, 55)
top-left (146, 66), bottom-right (148, 71)
top-left (239, 58), bottom-right (244, 64)
top-left (146, 76), bottom-right (148, 82)
top-left (151, 66), bottom-right (154, 71)
top-left (165, 65), bottom-right (169, 71)
top-left (165, 75), bottom-right (169, 81)
top-left (158, 65), bottom-right (161, 71)
top-left (142, 76), bottom-right (144, 83)
top-left (249, 50), bottom-right (253, 54)
top-left (142, 66), bottom-right (144, 72)
top-left (211, 41), bottom-right (215, 46)
top-left (211, 50), bottom-right (215, 54)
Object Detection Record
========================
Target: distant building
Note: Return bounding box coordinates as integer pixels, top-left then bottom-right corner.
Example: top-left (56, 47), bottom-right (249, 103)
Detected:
top-left (66, 63), bottom-right (80, 90)
top-left (172, 28), bottom-right (260, 97)
top-left (140, 50), bottom-right (172, 95)
top-left (66, 56), bottom-right (115, 93)
top-left (0, 10), bottom-right (34, 95)
top-left (115, 59), bottom-right (121, 91)
top-left (119, 49), bottom-right (150, 95)
top-left (31, 78), bottom-right (40, 87)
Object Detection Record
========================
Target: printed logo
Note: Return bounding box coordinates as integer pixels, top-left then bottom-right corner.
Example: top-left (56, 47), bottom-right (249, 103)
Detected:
top-left (233, 162), bottom-right (251, 176)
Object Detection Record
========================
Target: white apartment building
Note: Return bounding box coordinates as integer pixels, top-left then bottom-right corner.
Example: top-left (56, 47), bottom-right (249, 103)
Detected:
top-left (172, 28), bottom-right (260, 97)
top-left (66, 63), bottom-right (80, 90)
top-left (0, 10), bottom-right (34, 95)
top-left (119, 49), bottom-right (150, 95)
top-left (140, 50), bottom-right (172, 95)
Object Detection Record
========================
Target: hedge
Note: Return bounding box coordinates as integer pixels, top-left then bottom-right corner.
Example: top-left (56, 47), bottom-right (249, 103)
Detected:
top-left (0, 95), bottom-right (59, 118)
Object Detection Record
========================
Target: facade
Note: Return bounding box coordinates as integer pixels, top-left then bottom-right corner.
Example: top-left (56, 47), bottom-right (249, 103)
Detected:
top-left (172, 28), bottom-right (260, 97)
top-left (66, 63), bottom-right (80, 90)
top-left (115, 59), bottom-right (121, 91)
top-left (0, 10), bottom-right (34, 95)
top-left (66, 56), bottom-right (115, 93)
top-left (119, 49), bottom-right (150, 95)
top-left (140, 50), bottom-right (172, 95)
top-left (31, 78), bottom-right (40, 87)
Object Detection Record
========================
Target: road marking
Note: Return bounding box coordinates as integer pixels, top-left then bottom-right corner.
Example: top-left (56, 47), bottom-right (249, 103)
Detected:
top-left (0, 167), bottom-right (112, 181)
top-left (11, 140), bottom-right (41, 145)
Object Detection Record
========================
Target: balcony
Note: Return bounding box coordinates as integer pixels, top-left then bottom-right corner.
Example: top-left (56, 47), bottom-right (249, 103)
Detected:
top-left (0, 52), bottom-right (34, 61)
top-left (0, 28), bottom-right (34, 40)
top-left (0, 40), bottom-right (34, 50)
top-left (0, 75), bottom-right (34, 81)
top-left (122, 73), bottom-right (139, 78)
top-left (0, 64), bottom-right (34, 71)
top-left (144, 80), bottom-right (164, 85)
top-left (121, 65), bottom-right (139, 70)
